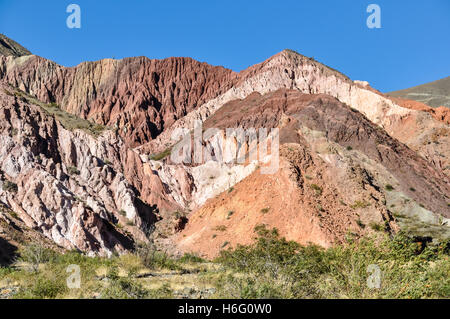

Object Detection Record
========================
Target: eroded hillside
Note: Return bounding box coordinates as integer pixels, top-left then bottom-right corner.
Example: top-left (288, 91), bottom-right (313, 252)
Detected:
top-left (0, 35), bottom-right (449, 260)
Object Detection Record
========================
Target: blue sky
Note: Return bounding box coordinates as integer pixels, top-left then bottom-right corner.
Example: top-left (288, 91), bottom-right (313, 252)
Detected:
top-left (0, 0), bottom-right (449, 92)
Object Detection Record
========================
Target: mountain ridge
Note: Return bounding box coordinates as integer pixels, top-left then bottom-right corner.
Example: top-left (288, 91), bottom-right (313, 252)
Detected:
top-left (0, 36), bottom-right (449, 259)
top-left (389, 76), bottom-right (450, 108)
top-left (0, 34), bottom-right (31, 57)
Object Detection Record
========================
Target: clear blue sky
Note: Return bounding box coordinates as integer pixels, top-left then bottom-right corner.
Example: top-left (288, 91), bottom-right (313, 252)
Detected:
top-left (0, 0), bottom-right (449, 92)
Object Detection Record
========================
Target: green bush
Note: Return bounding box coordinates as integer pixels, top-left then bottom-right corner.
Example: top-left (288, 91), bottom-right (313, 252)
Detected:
top-left (19, 244), bottom-right (57, 272)
top-left (3, 180), bottom-right (18, 193)
top-left (101, 266), bottom-right (150, 299)
top-left (0, 267), bottom-right (14, 279)
top-left (119, 210), bottom-right (126, 216)
top-left (134, 242), bottom-right (180, 270)
top-left (67, 166), bottom-right (80, 175)
top-left (369, 222), bottom-right (386, 232)
top-left (350, 201), bottom-right (371, 209)
top-left (215, 225), bottom-right (450, 298)
top-left (149, 148), bottom-right (171, 161)
top-left (310, 184), bottom-right (323, 195)
top-left (178, 253), bottom-right (205, 263)
top-left (214, 225), bottom-right (227, 232)
top-left (16, 277), bottom-right (67, 299)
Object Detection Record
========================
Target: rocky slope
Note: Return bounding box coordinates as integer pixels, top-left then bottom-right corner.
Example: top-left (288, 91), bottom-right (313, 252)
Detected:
top-left (0, 83), bottom-right (155, 256)
top-left (177, 90), bottom-right (450, 257)
top-left (0, 34), bottom-right (31, 58)
top-left (0, 37), bottom-right (449, 260)
top-left (1, 48), bottom-right (448, 176)
top-left (144, 50), bottom-right (450, 177)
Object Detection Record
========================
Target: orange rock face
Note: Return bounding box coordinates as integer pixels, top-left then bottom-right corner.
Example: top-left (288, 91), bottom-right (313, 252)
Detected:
top-left (389, 96), bottom-right (450, 125)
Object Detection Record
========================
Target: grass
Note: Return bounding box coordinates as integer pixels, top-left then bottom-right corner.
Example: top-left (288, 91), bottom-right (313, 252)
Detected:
top-left (350, 200), bottom-right (371, 210)
top-left (67, 166), bottom-right (80, 176)
top-left (149, 148), bottom-right (172, 161)
top-left (42, 103), bottom-right (106, 137)
top-left (9, 89), bottom-right (107, 137)
top-left (9, 211), bottom-right (19, 219)
top-left (310, 184), bottom-right (323, 196)
top-left (356, 219), bottom-right (365, 228)
top-left (215, 225), bottom-right (450, 299)
top-left (1, 229), bottom-right (448, 299)
top-left (369, 222), bottom-right (387, 232)
top-left (214, 225), bottom-right (227, 232)
top-left (119, 210), bottom-right (126, 216)
top-left (0, 243), bottom-right (188, 299)
top-left (3, 89), bottom-right (13, 96)
top-left (2, 180), bottom-right (18, 193)
top-left (178, 253), bottom-right (205, 264)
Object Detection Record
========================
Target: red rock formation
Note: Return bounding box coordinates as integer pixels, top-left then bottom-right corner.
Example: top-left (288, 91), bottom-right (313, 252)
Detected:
top-left (0, 41), bottom-right (449, 258)
top-left (0, 55), bottom-right (238, 147)
top-left (389, 96), bottom-right (450, 125)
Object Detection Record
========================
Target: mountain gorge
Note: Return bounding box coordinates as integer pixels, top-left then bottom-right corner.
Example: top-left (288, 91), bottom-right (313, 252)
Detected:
top-left (0, 34), bottom-right (449, 261)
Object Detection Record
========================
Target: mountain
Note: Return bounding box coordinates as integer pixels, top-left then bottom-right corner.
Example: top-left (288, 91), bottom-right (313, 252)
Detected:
top-left (0, 39), bottom-right (449, 259)
top-left (389, 76), bottom-right (450, 108)
top-left (177, 89), bottom-right (450, 257)
top-left (0, 34), bottom-right (31, 57)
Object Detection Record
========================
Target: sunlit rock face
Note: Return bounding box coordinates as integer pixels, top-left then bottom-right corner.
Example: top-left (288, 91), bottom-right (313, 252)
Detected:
top-left (0, 39), bottom-right (449, 257)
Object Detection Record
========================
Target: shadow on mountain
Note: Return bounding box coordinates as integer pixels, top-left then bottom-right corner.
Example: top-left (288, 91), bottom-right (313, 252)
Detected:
top-left (0, 236), bottom-right (17, 267)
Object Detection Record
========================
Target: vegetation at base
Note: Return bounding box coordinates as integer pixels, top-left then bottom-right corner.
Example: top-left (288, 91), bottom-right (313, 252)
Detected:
top-left (215, 225), bottom-right (449, 298)
top-left (0, 227), bottom-right (448, 299)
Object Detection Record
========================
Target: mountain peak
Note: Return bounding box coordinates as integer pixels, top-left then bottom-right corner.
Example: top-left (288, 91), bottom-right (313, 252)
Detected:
top-left (270, 48), bottom-right (351, 81)
top-left (0, 34), bottom-right (31, 57)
